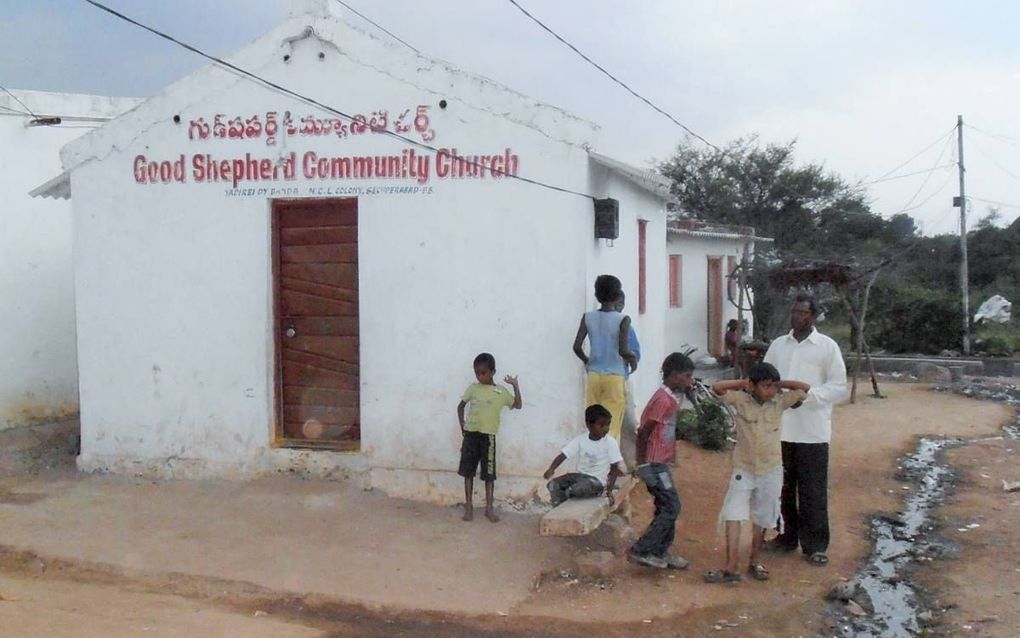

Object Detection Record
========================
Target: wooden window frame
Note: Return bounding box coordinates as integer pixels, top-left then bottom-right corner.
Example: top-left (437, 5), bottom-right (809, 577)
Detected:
top-left (668, 254), bottom-right (682, 308)
top-left (638, 220), bottom-right (647, 315)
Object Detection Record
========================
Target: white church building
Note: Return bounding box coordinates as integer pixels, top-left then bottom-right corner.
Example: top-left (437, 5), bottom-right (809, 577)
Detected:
top-left (31, 0), bottom-right (759, 503)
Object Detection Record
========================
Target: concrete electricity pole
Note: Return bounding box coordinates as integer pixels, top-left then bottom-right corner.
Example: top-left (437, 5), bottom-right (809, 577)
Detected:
top-left (955, 115), bottom-right (971, 355)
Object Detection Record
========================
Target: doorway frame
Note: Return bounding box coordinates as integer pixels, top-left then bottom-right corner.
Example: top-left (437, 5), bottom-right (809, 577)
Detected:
top-left (270, 197), bottom-right (361, 451)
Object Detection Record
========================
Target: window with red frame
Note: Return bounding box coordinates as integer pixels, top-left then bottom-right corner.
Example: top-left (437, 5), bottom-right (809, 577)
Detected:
top-left (668, 254), bottom-right (682, 307)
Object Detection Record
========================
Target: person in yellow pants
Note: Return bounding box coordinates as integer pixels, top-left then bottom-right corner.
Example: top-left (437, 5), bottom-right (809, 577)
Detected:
top-left (573, 275), bottom-right (637, 443)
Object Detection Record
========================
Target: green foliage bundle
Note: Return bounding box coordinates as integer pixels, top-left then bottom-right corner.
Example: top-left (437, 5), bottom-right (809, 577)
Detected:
top-left (675, 401), bottom-right (733, 451)
top-left (973, 321), bottom-right (1020, 356)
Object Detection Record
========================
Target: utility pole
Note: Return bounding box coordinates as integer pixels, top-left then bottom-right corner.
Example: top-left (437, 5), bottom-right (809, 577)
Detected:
top-left (955, 115), bottom-right (971, 355)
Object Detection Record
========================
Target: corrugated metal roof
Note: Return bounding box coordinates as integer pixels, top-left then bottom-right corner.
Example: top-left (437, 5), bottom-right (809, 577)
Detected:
top-left (667, 219), bottom-right (772, 243)
top-left (667, 227), bottom-right (773, 242)
top-left (588, 151), bottom-right (677, 203)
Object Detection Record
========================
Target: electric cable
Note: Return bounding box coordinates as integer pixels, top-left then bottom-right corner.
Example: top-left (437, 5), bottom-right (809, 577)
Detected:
top-left (0, 84), bottom-right (38, 118)
top-left (860, 163), bottom-right (956, 186)
top-left (862, 128), bottom-right (956, 184)
top-left (889, 134), bottom-right (955, 216)
top-left (502, 0), bottom-right (968, 228)
top-left (331, 0), bottom-right (420, 54)
top-left (505, 0), bottom-right (720, 152)
top-left (967, 137), bottom-right (1020, 188)
top-left (82, 0), bottom-right (597, 200)
top-left (969, 196), bottom-right (1020, 211)
top-left (965, 123), bottom-right (1020, 154)
top-left (0, 103), bottom-right (33, 116)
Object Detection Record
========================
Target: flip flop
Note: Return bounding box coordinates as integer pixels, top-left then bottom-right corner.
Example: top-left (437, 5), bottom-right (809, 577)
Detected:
top-left (748, 563), bottom-right (770, 581)
top-left (806, 552), bottom-right (829, 566)
top-left (703, 569), bottom-right (743, 584)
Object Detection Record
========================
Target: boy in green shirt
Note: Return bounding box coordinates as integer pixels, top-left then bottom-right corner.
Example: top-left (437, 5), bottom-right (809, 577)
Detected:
top-left (457, 352), bottom-right (522, 522)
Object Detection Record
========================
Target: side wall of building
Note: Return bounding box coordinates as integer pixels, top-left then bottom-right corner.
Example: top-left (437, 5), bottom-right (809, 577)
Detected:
top-left (0, 90), bottom-right (137, 430)
top-left (663, 234), bottom-right (751, 358)
top-left (585, 168), bottom-right (669, 415)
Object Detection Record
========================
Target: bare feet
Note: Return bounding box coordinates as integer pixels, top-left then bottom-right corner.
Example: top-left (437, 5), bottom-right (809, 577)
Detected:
top-left (485, 508), bottom-right (500, 523)
top-left (462, 505), bottom-right (474, 522)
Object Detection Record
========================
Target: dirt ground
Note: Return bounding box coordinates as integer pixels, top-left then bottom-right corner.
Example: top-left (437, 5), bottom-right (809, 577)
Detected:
top-left (0, 382), bottom-right (1015, 637)
top-left (922, 438), bottom-right (1020, 636)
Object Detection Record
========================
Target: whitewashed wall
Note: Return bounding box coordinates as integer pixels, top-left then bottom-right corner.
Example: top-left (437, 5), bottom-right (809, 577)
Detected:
top-left (583, 167), bottom-right (668, 415)
top-left (664, 233), bottom-right (751, 357)
top-left (66, 8), bottom-right (628, 503)
top-left (0, 90), bottom-right (138, 430)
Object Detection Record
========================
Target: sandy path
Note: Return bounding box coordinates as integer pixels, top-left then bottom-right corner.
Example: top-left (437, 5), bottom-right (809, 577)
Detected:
top-left (0, 382), bottom-right (1013, 637)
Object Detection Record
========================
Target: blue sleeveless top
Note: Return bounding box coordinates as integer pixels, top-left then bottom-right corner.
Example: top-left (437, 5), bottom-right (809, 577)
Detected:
top-left (584, 310), bottom-right (628, 376)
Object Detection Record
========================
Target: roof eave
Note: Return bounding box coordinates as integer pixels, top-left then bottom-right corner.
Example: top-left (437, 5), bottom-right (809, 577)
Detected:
top-left (29, 172), bottom-right (71, 200)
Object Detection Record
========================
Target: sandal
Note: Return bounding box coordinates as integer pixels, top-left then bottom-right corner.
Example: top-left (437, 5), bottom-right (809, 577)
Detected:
top-left (703, 569), bottom-right (743, 584)
top-left (748, 563), bottom-right (770, 581)
top-left (806, 552), bottom-right (829, 566)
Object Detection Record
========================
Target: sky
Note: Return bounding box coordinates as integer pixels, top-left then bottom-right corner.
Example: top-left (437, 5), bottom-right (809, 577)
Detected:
top-left (3, 0), bottom-right (1020, 235)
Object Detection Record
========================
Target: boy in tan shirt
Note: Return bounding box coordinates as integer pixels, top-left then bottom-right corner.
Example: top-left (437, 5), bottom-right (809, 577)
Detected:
top-left (704, 362), bottom-right (809, 583)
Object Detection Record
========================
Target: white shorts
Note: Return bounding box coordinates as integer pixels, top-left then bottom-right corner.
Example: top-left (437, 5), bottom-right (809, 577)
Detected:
top-left (719, 467), bottom-right (782, 529)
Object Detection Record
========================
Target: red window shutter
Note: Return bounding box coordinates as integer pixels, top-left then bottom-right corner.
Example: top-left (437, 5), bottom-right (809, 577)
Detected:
top-left (727, 256), bottom-right (737, 300)
top-left (638, 221), bottom-right (647, 315)
top-left (668, 255), bottom-right (681, 307)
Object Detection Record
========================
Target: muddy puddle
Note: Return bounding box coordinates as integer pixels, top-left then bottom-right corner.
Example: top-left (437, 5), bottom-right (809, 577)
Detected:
top-left (833, 380), bottom-right (1020, 637)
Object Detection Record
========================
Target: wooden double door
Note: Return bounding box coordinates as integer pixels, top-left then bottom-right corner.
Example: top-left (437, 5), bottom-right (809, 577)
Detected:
top-left (272, 198), bottom-right (360, 449)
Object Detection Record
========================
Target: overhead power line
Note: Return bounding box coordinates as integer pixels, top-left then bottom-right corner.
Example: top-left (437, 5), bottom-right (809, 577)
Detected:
top-left (81, 0), bottom-right (595, 200)
top-left (501, 0), bottom-right (965, 227)
top-left (0, 84), bottom-right (38, 118)
top-left (865, 128), bottom-right (956, 183)
top-left (505, 0), bottom-right (720, 152)
top-left (967, 137), bottom-right (1020, 188)
top-left (0, 103), bottom-right (33, 116)
top-left (965, 122), bottom-right (1020, 153)
top-left (889, 134), bottom-right (955, 216)
top-left (861, 163), bottom-right (956, 186)
top-left (331, 0), bottom-right (420, 54)
top-left (969, 195), bottom-right (1020, 211)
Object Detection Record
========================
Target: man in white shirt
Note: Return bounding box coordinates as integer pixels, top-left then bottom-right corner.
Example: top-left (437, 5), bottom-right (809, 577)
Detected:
top-left (763, 294), bottom-right (848, 566)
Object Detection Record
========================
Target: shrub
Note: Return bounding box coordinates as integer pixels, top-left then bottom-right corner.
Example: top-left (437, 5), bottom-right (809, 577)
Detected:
top-left (675, 399), bottom-right (733, 451)
top-left (871, 291), bottom-right (964, 354)
top-left (973, 321), bottom-right (1020, 356)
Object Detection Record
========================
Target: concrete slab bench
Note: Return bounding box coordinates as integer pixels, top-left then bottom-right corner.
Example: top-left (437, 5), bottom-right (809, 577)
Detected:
top-left (539, 476), bottom-right (638, 537)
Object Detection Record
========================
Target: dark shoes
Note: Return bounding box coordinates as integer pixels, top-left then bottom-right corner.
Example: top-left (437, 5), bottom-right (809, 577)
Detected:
top-left (627, 552), bottom-right (668, 569)
top-left (662, 553), bottom-right (689, 570)
top-left (806, 551), bottom-right (829, 566)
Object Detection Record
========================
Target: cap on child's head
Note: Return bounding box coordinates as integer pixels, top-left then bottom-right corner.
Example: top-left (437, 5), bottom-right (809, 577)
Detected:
top-left (661, 352), bottom-right (694, 379)
top-left (594, 274), bottom-right (622, 304)
top-left (585, 404), bottom-right (611, 425)
top-left (473, 352), bottom-right (496, 371)
top-left (747, 362), bottom-right (781, 384)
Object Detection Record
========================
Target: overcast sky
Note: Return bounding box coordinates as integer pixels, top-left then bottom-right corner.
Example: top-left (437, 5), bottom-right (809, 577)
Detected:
top-left (4, 0), bottom-right (1020, 235)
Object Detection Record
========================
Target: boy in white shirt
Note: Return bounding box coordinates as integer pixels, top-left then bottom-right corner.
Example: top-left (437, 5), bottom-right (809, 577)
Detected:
top-left (543, 405), bottom-right (625, 506)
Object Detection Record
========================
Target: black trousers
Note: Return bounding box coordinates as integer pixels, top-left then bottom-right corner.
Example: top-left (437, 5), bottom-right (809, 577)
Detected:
top-left (631, 463), bottom-right (682, 557)
top-left (776, 441), bottom-right (829, 555)
top-left (547, 473), bottom-right (604, 506)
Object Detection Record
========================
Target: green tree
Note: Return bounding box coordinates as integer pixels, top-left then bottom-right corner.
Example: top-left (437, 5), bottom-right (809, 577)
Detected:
top-left (659, 137), bottom-right (878, 261)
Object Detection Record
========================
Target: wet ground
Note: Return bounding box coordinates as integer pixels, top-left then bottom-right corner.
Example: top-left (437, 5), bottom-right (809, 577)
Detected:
top-left (828, 379), bottom-right (1020, 637)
